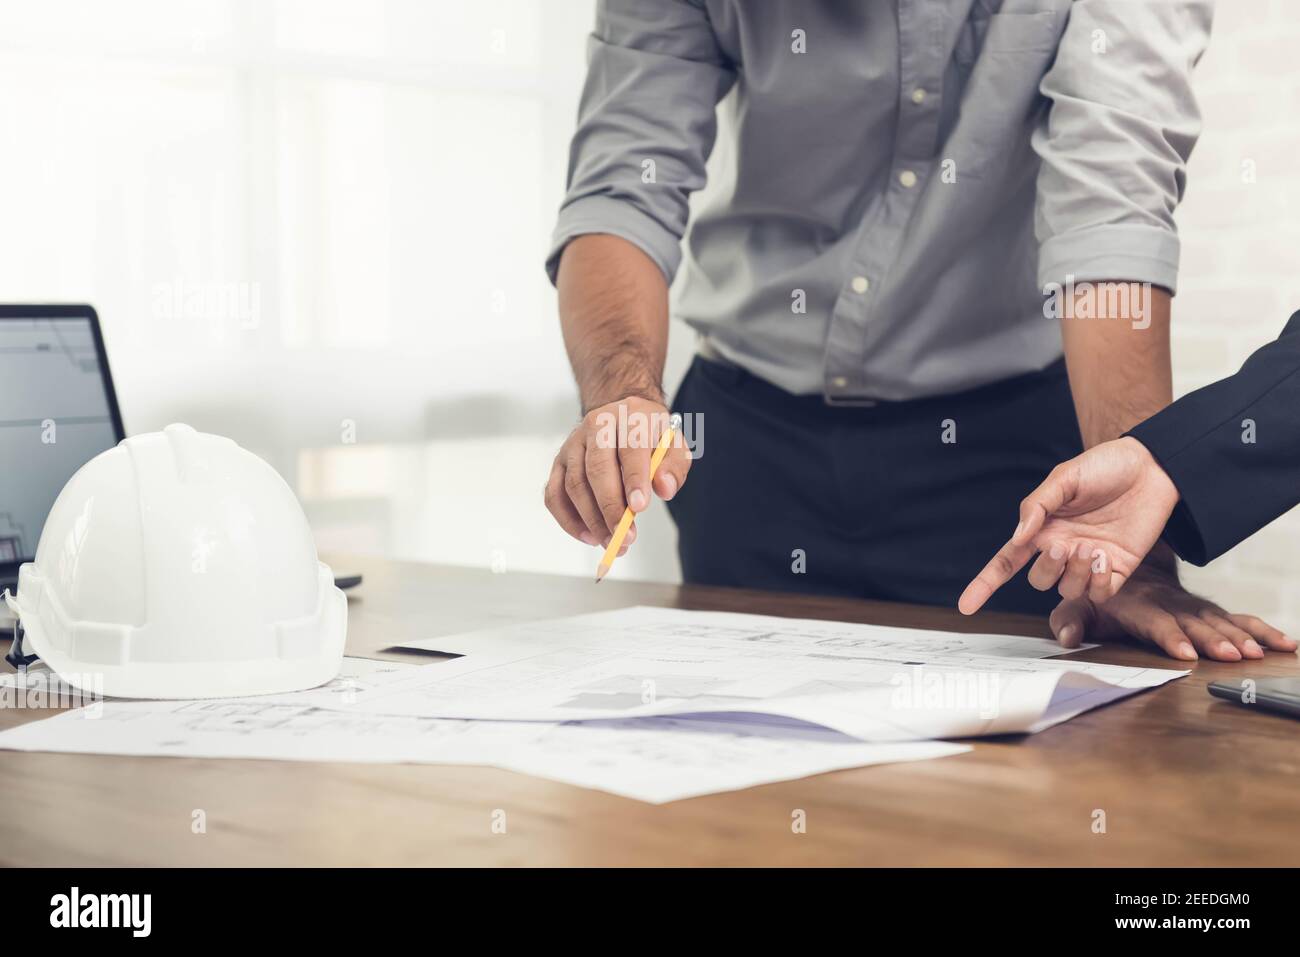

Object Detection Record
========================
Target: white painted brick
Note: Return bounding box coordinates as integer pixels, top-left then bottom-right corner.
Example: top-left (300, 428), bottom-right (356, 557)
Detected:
top-left (1195, 88), bottom-right (1288, 133)
top-left (1232, 34), bottom-right (1300, 77)
top-left (1164, 8), bottom-right (1300, 627)
top-left (1180, 564), bottom-right (1287, 619)
top-left (1174, 286), bottom-right (1282, 325)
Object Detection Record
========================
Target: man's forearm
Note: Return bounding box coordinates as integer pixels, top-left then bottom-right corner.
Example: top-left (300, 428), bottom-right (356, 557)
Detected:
top-left (1059, 281), bottom-right (1177, 574)
top-left (556, 234), bottom-right (670, 413)
top-left (1059, 282), bottom-right (1173, 448)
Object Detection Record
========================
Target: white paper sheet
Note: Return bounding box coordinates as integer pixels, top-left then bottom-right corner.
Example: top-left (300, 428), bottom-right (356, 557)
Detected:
top-left (0, 695), bottom-right (968, 803)
top-left (0, 609), bottom-right (1185, 803)
top-left (1, 655), bottom-right (411, 701)
top-left (395, 606), bottom-right (1096, 659)
top-left (299, 606), bottom-right (1188, 740)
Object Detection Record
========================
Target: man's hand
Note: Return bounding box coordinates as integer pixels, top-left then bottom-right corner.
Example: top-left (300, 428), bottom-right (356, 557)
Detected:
top-left (1047, 564), bottom-right (1295, 662)
top-left (958, 437), bottom-right (1180, 614)
top-left (544, 397), bottom-right (691, 552)
top-left (548, 235), bottom-right (679, 553)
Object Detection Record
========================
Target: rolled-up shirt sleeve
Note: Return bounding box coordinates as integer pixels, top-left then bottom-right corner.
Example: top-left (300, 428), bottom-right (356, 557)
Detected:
top-left (545, 0), bottom-right (736, 286)
top-left (1031, 1), bottom-right (1214, 294)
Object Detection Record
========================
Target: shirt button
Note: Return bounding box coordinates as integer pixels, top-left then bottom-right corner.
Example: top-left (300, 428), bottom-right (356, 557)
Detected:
top-left (910, 88), bottom-right (927, 105)
top-left (899, 169), bottom-right (918, 188)
top-left (850, 276), bottom-right (870, 294)
top-left (831, 376), bottom-right (849, 389)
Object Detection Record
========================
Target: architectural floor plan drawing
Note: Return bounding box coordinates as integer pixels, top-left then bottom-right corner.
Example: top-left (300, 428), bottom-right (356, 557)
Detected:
top-left (0, 611), bottom-right (1188, 802)
top-left (398, 605), bottom-right (1100, 659)
top-left (0, 656), bottom-right (411, 703)
top-left (0, 694), bottom-right (967, 803)
top-left (293, 606), bottom-right (1189, 740)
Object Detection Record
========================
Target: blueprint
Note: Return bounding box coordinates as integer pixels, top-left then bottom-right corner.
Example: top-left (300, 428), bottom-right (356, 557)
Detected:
top-left (0, 609), bottom-right (1188, 801)
top-left (0, 655), bottom-right (420, 720)
top-left (395, 606), bottom-right (1097, 660)
top-left (0, 692), bottom-right (967, 803)
top-left (293, 606), bottom-right (1189, 740)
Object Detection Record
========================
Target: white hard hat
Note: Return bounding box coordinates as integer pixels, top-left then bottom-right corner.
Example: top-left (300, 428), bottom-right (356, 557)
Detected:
top-left (3, 424), bottom-right (346, 699)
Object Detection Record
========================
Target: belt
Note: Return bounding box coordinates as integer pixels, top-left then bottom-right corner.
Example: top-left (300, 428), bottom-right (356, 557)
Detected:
top-left (695, 335), bottom-right (882, 408)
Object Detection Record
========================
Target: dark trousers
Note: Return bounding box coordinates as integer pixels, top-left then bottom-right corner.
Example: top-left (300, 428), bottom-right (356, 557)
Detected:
top-left (666, 356), bottom-right (1084, 616)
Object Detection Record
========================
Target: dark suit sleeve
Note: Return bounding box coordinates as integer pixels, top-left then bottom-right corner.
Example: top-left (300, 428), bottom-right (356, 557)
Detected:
top-left (1127, 310), bottom-right (1300, 566)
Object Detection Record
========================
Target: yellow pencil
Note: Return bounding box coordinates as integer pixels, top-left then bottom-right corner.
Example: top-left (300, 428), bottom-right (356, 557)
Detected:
top-left (595, 412), bottom-right (681, 583)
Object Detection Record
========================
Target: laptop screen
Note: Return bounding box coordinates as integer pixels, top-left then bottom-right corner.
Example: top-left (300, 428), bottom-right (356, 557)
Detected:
top-left (0, 315), bottom-right (122, 565)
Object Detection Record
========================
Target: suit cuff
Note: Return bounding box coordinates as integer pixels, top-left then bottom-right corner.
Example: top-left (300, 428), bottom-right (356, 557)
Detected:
top-left (545, 195), bottom-right (683, 287)
top-left (1127, 421), bottom-right (1212, 566)
top-left (1038, 223), bottom-right (1181, 294)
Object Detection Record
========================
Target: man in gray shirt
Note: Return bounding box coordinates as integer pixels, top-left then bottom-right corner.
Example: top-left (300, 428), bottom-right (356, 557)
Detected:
top-left (542, 1), bottom-right (1276, 661)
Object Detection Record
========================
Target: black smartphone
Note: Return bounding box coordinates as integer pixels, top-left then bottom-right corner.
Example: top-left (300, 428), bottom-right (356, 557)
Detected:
top-left (1208, 677), bottom-right (1300, 720)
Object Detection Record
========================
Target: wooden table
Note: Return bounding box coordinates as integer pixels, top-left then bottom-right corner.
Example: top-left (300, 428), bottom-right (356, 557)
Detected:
top-left (2, 554), bottom-right (1298, 866)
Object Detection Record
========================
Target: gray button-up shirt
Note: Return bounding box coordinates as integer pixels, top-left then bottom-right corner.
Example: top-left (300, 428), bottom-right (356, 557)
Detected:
top-left (547, 0), bottom-right (1213, 401)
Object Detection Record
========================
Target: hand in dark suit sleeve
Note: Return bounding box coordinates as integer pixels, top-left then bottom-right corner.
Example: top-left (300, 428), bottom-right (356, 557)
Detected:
top-left (961, 311), bottom-right (1300, 663)
top-left (1127, 310), bottom-right (1300, 565)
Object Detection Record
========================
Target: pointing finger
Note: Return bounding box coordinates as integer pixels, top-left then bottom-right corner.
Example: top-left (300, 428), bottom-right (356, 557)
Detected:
top-left (958, 538), bottom-right (1036, 615)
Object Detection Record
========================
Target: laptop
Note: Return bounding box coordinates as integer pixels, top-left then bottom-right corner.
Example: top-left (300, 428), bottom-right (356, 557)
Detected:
top-left (0, 305), bottom-right (125, 594)
top-left (0, 303), bottom-right (361, 602)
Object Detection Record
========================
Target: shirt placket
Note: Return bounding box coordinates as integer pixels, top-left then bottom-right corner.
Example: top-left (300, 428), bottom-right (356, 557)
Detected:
top-left (823, 0), bottom-right (947, 405)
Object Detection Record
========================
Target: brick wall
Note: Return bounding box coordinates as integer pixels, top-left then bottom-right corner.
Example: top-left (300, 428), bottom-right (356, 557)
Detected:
top-left (1172, 0), bottom-right (1300, 637)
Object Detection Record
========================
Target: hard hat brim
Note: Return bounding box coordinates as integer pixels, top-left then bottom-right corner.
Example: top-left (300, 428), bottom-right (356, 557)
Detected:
top-left (13, 564), bottom-right (347, 700)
